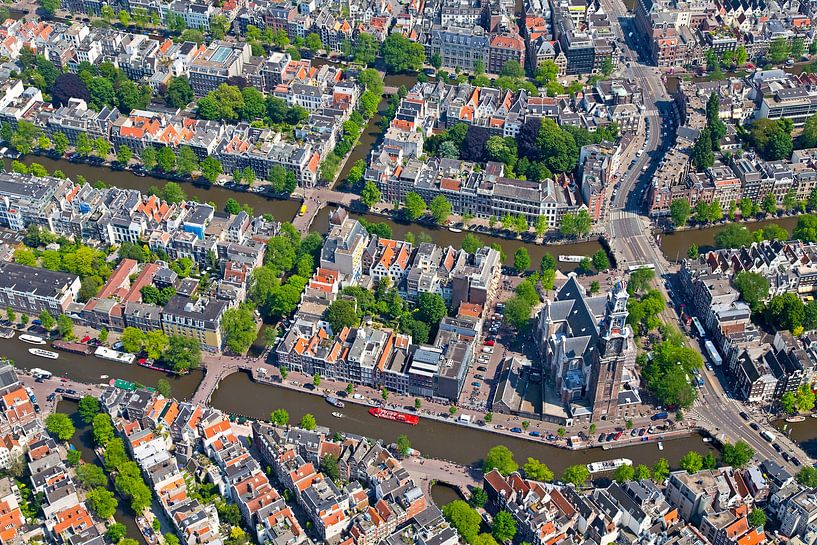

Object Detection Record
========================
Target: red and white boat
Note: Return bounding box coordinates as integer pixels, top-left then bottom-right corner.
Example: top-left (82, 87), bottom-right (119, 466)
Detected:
top-left (368, 407), bottom-right (419, 425)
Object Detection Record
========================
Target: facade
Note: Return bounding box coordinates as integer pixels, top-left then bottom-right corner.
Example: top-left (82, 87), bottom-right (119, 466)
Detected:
top-left (0, 263), bottom-right (80, 316)
top-left (161, 295), bottom-right (227, 352)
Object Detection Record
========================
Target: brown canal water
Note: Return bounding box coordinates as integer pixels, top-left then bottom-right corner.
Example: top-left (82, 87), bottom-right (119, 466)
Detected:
top-left (210, 371), bottom-right (717, 472)
top-left (660, 216), bottom-right (800, 262)
top-left (774, 419), bottom-right (817, 458)
top-left (0, 336), bottom-right (202, 399)
top-left (310, 206), bottom-right (605, 272)
top-left (56, 399), bottom-right (146, 545)
top-left (3, 156), bottom-right (303, 224)
top-left (430, 483), bottom-right (464, 508)
top-left (334, 101), bottom-right (386, 187)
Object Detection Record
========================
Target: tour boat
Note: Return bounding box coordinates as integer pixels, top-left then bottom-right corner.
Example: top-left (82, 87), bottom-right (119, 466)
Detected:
top-left (332, 412), bottom-right (344, 418)
top-left (0, 328), bottom-right (15, 339)
top-left (448, 227), bottom-right (463, 233)
top-left (94, 346), bottom-right (136, 364)
top-left (19, 334), bottom-right (46, 345)
top-left (368, 407), bottom-right (419, 425)
top-left (30, 368), bottom-right (52, 379)
top-left (812, 413), bottom-right (817, 419)
top-left (29, 348), bottom-right (59, 359)
top-left (586, 458), bottom-right (632, 474)
top-left (325, 396), bottom-right (345, 408)
top-left (100, 375), bottom-right (108, 379)
top-left (558, 255), bottom-right (585, 263)
top-left (786, 415), bottom-right (806, 423)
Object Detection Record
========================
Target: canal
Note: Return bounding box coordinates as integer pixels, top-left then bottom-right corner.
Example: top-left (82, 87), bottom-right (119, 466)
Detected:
top-left (310, 206), bottom-right (605, 272)
top-left (1, 336), bottom-right (202, 399)
top-left (210, 371), bottom-right (717, 472)
top-left (5, 155), bottom-right (606, 271)
top-left (57, 399), bottom-right (146, 545)
top-left (775, 419), bottom-right (817, 459)
top-left (660, 216), bottom-right (800, 261)
top-left (3, 156), bottom-right (304, 223)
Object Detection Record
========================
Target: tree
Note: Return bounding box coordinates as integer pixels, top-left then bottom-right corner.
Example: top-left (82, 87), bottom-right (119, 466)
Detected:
top-left (352, 32), bottom-right (379, 65)
top-left (613, 463), bottom-right (635, 483)
top-left (484, 445), bottom-right (517, 476)
top-left (766, 292), bottom-right (806, 332)
top-left (396, 434), bottom-right (411, 457)
top-left (417, 292), bottom-right (447, 324)
top-left (522, 458), bottom-right (554, 482)
top-left (77, 463), bottom-right (108, 489)
top-left (715, 224), bottom-right (754, 249)
top-left (106, 524), bottom-right (127, 543)
top-left (794, 214), bottom-right (817, 242)
top-left (443, 500), bottom-right (482, 543)
top-left (796, 383), bottom-right (816, 412)
top-left (492, 511), bottom-right (517, 543)
top-left (562, 465), bottom-right (590, 487)
top-left (164, 534), bottom-right (179, 545)
top-left (78, 396), bottom-right (101, 424)
top-left (121, 327), bottom-right (146, 353)
top-left (592, 249), bottom-right (610, 270)
top-left (144, 330), bottom-right (169, 360)
top-left (313, 373), bottom-right (322, 388)
top-left (161, 335), bottom-right (201, 372)
top-left (270, 409), bottom-right (289, 426)
top-left (768, 37), bottom-right (790, 64)
top-left (39, 310), bottom-right (55, 330)
top-left (633, 464), bottom-right (651, 480)
top-left (680, 451), bottom-right (703, 473)
top-left (209, 15), bottom-right (230, 39)
top-left (461, 233), bottom-right (482, 254)
top-left (157, 146), bottom-right (176, 172)
top-left (39, 0), bottom-right (59, 15)
top-left (504, 296), bottom-right (533, 331)
top-left (176, 146), bottom-right (198, 176)
top-left (299, 413), bottom-right (316, 431)
top-left (797, 466), bottom-right (817, 486)
top-left (721, 440), bottom-right (755, 468)
top-left (733, 271), bottom-right (770, 311)
top-left (92, 414), bottom-right (114, 446)
top-left (692, 126), bottom-right (715, 170)
top-left (514, 248), bottom-right (531, 271)
top-left (45, 413), bottom-right (75, 441)
top-left (382, 33), bottom-right (425, 73)
top-left (156, 378), bottom-right (171, 398)
top-left (116, 145), bottom-right (133, 165)
top-left (166, 77), bottom-right (194, 109)
top-left (670, 199), bottom-right (691, 226)
top-left (653, 458), bottom-right (670, 483)
top-left (57, 314), bottom-right (74, 339)
top-left (52, 132), bottom-right (69, 156)
top-left (469, 487), bottom-right (488, 508)
top-left (86, 487), bottom-right (118, 519)
top-left (326, 299), bottom-right (359, 333)
top-left (781, 391), bottom-right (797, 414)
top-left (196, 156), bottom-right (222, 183)
top-left (429, 195), bottom-right (452, 224)
top-left (559, 210), bottom-right (592, 238)
top-left (403, 192), bottom-right (426, 221)
top-left (748, 508), bottom-right (767, 529)
top-left (222, 304), bottom-right (256, 354)
top-left (141, 146), bottom-right (157, 170)
top-left (688, 244), bottom-right (699, 258)
top-left (360, 181), bottom-right (380, 209)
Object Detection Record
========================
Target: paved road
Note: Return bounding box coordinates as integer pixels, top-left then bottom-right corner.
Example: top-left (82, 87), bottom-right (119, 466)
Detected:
top-left (600, 0), bottom-right (806, 473)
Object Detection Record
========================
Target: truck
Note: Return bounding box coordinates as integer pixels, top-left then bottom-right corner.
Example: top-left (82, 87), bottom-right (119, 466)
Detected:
top-left (651, 412), bottom-right (669, 421)
top-left (761, 430), bottom-right (775, 442)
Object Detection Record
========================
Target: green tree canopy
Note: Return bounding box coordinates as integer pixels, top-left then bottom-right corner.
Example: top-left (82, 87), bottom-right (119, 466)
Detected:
top-left (484, 445), bottom-right (518, 476)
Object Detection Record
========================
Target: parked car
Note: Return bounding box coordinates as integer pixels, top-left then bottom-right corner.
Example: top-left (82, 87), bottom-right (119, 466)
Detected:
top-left (739, 411), bottom-right (749, 420)
top-left (470, 381), bottom-right (481, 387)
top-left (750, 422), bottom-right (760, 431)
top-left (510, 427), bottom-right (522, 433)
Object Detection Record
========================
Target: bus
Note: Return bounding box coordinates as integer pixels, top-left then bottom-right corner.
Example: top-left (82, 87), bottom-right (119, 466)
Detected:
top-left (627, 263), bottom-right (656, 272)
top-left (691, 317), bottom-right (706, 339)
top-left (704, 340), bottom-right (722, 366)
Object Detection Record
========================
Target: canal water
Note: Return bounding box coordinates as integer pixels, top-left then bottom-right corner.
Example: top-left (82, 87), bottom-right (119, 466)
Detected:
top-left (3, 156), bottom-right (303, 224)
top-left (56, 399), bottom-right (146, 545)
top-left (775, 419), bottom-right (817, 458)
top-left (660, 216), bottom-right (800, 261)
top-left (4, 155), bottom-right (605, 271)
top-left (210, 371), bottom-right (717, 473)
top-left (334, 101), bottom-right (386, 187)
top-left (310, 206), bottom-right (605, 272)
top-left (1, 336), bottom-right (202, 399)
top-left (430, 483), bottom-right (464, 507)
